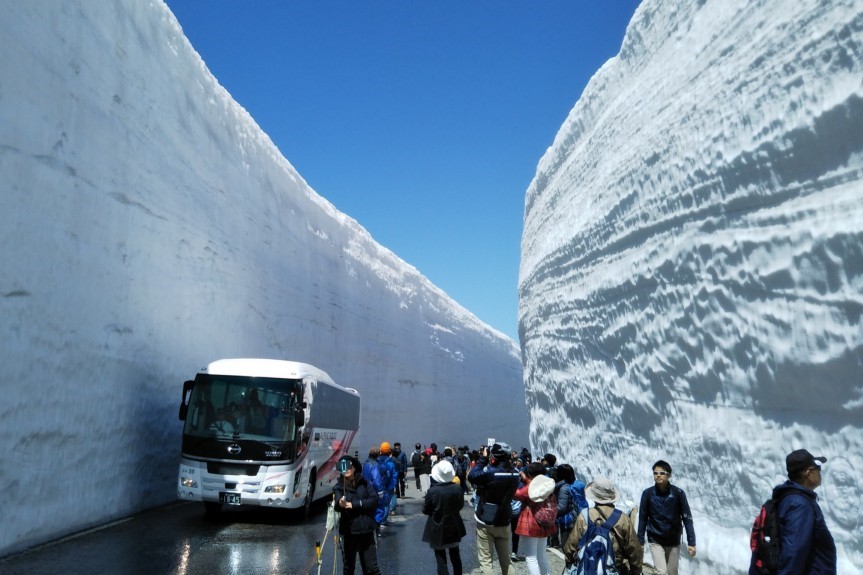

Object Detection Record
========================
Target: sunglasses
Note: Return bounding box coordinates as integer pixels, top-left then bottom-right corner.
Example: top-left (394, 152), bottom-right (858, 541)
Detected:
top-left (653, 471), bottom-right (670, 476)
top-left (337, 460), bottom-right (351, 474)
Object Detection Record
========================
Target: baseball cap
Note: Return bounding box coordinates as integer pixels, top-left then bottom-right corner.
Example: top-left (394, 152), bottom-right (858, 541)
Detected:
top-left (786, 449), bottom-right (827, 475)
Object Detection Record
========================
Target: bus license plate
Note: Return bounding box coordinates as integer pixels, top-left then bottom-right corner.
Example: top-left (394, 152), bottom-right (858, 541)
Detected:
top-left (220, 492), bottom-right (241, 505)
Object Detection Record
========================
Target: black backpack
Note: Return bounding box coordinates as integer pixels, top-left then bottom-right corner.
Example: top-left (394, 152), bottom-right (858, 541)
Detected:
top-left (749, 493), bottom-right (789, 574)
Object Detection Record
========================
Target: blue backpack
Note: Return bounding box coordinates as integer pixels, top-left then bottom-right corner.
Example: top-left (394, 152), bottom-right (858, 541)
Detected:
top-left (557, 482), bottom-right (589, 529)
top-left (576, 508), bottom-right (622, 575)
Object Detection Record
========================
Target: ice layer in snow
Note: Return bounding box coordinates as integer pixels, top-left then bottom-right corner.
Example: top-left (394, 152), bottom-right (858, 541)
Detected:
top-left (519, 0), bottom-right (863, 573)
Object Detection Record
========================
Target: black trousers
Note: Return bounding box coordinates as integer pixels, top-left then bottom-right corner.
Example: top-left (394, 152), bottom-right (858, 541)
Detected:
top-left (414, 467), bottom-right (422, 489)
top-left (433, 547), bottom-right (462, 575)
top-left (341, 532), bottom-right (380, 575)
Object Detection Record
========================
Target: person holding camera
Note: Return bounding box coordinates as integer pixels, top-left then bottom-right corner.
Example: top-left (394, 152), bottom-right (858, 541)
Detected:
top-left (468, 444), bottom-right (521, 575)
top-left (334, 455), bottom-right (381, 575)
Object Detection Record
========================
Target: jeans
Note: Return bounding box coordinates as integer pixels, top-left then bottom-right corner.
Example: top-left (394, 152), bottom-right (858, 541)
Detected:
top-left (341, 532), bottom-right (380, 575)
top-left (434, 547), bottom-right (463, 575)
top-left (648, 542), bottom-right (680, 575)
top-left (476, 522), bottom-right (512, 575)
top-left (520, 535), bottom-right (551, 575)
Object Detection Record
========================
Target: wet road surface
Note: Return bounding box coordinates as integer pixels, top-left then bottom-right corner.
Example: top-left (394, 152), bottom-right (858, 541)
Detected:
top-left (0, 481), bottom-right (574, 575)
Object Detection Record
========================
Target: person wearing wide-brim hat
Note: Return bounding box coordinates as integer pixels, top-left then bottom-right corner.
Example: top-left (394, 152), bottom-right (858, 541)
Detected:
top-left (563, 477), bottom-right (643, 575)
top-left (422, 460), bottom-right (467, 575)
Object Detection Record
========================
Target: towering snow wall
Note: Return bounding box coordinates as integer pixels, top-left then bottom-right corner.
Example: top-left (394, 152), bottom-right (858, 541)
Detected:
top-left (0, 1), bottom-right (527, 555)
top-left (520, 0), bottom-right (862, 572)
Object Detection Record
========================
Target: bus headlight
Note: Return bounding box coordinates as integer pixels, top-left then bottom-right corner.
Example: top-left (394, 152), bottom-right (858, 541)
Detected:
top-left (265, 484), bottom-right (286, 494)
top-left (180, 477), bottom-right (198, 488)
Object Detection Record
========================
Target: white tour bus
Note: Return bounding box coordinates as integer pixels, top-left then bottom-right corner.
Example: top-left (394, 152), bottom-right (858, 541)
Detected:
top-left (177, 358), bottom-right (360, 517)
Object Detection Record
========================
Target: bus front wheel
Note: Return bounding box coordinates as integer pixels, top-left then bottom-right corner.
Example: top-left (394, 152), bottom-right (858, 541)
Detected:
top-left (204, 501), bottom-right (222, 518)
top-left (302, 476), bottom-right (315, 518)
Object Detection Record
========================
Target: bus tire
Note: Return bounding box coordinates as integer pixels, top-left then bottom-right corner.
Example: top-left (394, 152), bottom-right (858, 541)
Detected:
top-left (204, 501), bottom-right (222, 518)
top-left (302, 473), bottom-right (316, 519)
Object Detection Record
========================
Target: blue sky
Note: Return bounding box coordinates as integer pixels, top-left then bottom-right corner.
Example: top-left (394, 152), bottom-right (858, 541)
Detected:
top-left (164, 1), bottom-right (641, 341)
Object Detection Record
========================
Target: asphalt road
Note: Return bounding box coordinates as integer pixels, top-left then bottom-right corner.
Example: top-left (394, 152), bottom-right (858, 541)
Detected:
top-left (2, 481), bottom-right (657, 574)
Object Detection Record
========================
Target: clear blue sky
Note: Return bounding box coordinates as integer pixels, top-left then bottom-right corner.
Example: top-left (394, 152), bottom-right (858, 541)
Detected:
top-left (164, 1), bottom-right (641, 342)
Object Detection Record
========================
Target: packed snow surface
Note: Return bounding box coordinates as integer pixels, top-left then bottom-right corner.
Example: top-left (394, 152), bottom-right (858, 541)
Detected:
top-left (0, 0), bottom-right (527, 555)
top-left (519, 0), bottom-right (863, 573)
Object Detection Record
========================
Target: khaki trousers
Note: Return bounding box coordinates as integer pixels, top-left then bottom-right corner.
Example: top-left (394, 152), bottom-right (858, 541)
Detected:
top-left (476, 522), bottom-right (512, 575)
top-left (648, 542), bottom-right (680, 575)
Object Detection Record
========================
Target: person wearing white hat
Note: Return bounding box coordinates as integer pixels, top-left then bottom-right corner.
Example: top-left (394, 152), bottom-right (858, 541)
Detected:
top-left (514, 462), bottom-right (559, 575)
top-left (563, 476), bottom-right (643, 575)
top-left (423, 460), bottom-right (467, 575)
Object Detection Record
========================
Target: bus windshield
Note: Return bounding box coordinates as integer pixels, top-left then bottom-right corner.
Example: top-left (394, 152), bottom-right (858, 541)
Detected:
top-left (182, 374), bottom-right (303, 461)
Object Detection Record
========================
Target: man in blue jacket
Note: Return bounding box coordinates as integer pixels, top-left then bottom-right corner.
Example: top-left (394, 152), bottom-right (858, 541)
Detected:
top-left (767, 449), bottom-right (836, 575)
top-left (469, 443), bottom-right (520, 575)
top-left (637, 460), bottom-right (696, 575)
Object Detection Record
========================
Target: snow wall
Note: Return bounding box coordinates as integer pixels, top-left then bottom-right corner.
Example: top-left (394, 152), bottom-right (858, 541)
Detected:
top-left (0, 1), bottom-right (528, 555)
top-left (519, 0), bottom-right (863, 573)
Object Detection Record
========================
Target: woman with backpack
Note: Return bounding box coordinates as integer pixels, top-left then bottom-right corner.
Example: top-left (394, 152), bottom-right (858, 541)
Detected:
top-left (555, 464), bottom-right (588, 552)
top-left (514, 462), bottom-right (559, 575)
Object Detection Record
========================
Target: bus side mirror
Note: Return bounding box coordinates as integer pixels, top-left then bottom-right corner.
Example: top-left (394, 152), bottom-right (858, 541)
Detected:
top-left (178, 380), bottom-right (194, 420)
top-left (295, 408), bottom-right (305, 428)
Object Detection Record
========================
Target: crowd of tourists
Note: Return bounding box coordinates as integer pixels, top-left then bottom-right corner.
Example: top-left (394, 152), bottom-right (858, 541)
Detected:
top-left (332, 441), bottom-right (836, 575)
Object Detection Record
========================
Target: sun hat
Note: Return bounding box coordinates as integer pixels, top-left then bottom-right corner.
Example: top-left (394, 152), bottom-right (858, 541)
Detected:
top-left (431, 460), bottom-right (455, 484)
top-left (528, 474), bottom-right (556, 502)
top-left (585, 477), bottom-right (619, 504)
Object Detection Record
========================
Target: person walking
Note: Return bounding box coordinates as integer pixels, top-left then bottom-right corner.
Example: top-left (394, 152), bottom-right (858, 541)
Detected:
top-left (377, 442), bottom-right (397, 528)
top-left (393, 442), bottom-right (409, 498)
top-left (468, 444), bottom-right (521, 575)
top-left (420, 449), bottom-right (433, 492)
top-left (362, 447), bottom-right (386, 536)
top-left (514, 462), bottom-right (558, 575)
top-left (411, 443), bottom-right (424, 491)
top-left (334, 455), bottom-right (381, 575)
top-left (749, 448), bottom-right (836, 575)
top-left (564, 477), bottom-right (643, 575)
top-left (637, 460), bottom-right (695, 575)
top-left (422, 460), bottom-right (467, 575)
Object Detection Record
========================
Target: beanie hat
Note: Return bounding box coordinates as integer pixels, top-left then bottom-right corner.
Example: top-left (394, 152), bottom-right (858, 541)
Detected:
top-left (380, 442), bottom-right (391, 455)
top-left (431, 460), bottom-right (455, 484)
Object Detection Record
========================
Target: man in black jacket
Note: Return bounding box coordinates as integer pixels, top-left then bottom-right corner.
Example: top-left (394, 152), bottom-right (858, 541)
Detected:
top-left (411, 443), bottom-right (423, 491)
top-left (392, 442), bottom-right (408, 498)
top-left (468, 444), bottom-right (520, 575)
